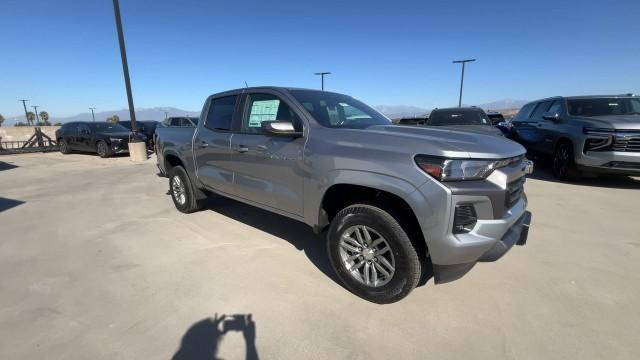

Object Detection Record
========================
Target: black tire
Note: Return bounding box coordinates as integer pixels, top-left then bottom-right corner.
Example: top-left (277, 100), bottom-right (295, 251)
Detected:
top-left (552, 142), bottom-right (579, 180)
top-left (96, 140), bottom-right (111, 158)
top-left (327, 204), bottom-right (421, 304)
top-left (59, 139), bottom-right (71, 154)
top-left (168, 166), bottom-right (205, 213)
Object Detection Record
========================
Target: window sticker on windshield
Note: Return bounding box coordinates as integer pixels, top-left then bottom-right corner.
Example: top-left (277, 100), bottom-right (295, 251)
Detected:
top-left (249, 100), bottom-right (280, 127)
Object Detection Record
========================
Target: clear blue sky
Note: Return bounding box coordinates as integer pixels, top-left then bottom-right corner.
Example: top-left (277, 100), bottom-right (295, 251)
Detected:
top-left (1, 0), bottom-right (639, 118)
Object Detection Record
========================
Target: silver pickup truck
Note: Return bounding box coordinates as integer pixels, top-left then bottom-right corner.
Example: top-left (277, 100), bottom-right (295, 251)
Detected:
top-left (155, 87), bottom-right (533, 303)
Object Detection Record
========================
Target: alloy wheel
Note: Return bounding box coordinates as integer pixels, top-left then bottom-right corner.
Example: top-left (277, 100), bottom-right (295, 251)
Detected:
top-left (171, 176), bottom-right (186, 205)
top-left (339, 225), bottom-right (396, 287)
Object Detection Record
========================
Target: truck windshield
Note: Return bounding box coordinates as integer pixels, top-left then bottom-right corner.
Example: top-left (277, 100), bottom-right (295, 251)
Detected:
top-left (289, 90), bottom-right (392, 129)
top-left (88, 123), bottom-right (130, 133)
top-left (429, 109), bottom-right (490, 126)
top-left (567, 98), bottom-right (640, 117)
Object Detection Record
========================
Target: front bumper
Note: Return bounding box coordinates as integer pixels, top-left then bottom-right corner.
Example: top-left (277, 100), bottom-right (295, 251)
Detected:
top-left (576, 150), bottom-right (640, 175)
top-left (433, 206), bottom-right (532, 284)
top-left (111, 141), bottom-right (129, 153)
top-left (412, 157), bottom-right (533, 285)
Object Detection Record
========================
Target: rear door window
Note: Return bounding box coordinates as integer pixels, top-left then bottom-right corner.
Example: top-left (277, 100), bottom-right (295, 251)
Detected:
top-left (205, 95), bottom-right (238, 131)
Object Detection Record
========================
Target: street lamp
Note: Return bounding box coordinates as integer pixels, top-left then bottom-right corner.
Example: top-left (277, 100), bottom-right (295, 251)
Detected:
top-left (112, 0), bottom-right (138, 133)
top-left (314, 72), bottom-right (331, 91)
top-left (32, 105), bottom-right (40, 125)
top-left (89, 107), bottom-right (96, 122)
top-left (112, 0), bottom-right (146, 161)
top-left (452, 59), bottom-right (476, 107)
top-left (19, 99), bottom-right (30, 125)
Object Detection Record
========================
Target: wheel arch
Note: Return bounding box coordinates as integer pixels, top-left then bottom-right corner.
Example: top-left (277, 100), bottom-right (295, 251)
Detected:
top-left (314, 172), bottom-right (430, 260)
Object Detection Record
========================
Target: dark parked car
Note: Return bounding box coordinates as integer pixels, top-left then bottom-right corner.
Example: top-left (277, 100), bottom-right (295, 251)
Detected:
top-left (119, 120), bottom-right (158, 149)
top-left (160, 117), bottom-right (199, 128)
top-left (396, 116), bottom-right (427, 126)
top-left (427, 107), bottom-right (504, 136)
top-left (511, 95), bottom-right (640, 179)
top-left (55, 122), bottom-right (146, 158)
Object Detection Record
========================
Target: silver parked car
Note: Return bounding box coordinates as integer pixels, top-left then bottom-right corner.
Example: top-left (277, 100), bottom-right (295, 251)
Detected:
top-left (155, 87), bottom-right (533, 303)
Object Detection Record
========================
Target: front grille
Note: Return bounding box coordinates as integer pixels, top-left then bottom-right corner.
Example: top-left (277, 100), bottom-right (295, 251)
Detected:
top-left (505, 176), bottom-right (525, 209)
top-left (612, 135), bottom-right (640, 152)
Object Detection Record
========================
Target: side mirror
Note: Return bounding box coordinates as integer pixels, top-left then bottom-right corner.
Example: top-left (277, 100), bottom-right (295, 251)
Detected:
top-left (542, 111), bottom-right (561, 122)
top-left (261, 121), bottom-right (303, 137)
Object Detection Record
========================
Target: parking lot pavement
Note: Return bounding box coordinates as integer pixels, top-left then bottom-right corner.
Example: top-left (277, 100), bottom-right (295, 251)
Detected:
top-left (0, 153), bottom-right (639, 360)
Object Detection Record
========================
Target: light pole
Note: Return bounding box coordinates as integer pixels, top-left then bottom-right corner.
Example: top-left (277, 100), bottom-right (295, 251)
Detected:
top-left (452, 59), bottom-right (476, 107)
top-left (112, 0), bottom-right (138, 134)
top-left (314, 72), bottom-right (331, 91)
top-left (164, 111), bottom-right (168, 120)
top-left (32, 105), bottom-right (40, 125)
top-left (19, 99), bottom-right (29, 125)
top-left (89, 107), bottom-right (96, 122)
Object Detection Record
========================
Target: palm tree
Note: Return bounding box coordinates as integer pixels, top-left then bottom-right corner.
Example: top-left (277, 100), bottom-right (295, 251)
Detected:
top-left (39, 111), bottom-right (50, 125)
top-left (0, 113), bottom-right (5, 127)
top-left (26, 111), bottom-right (36, 125)
top-left (106, 114), bottom-right (120, 123)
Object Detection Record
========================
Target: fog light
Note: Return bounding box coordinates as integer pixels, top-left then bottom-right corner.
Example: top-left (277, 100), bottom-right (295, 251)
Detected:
top-left (453, 203), bottom-right (477, 234)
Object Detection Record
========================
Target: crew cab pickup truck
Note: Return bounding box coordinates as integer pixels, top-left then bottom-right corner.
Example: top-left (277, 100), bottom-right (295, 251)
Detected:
top-left (155, 87), bottom-right (533, 303)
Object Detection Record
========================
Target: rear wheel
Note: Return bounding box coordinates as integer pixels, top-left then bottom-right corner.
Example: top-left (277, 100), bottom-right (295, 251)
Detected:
top-left (327, 204), bottom-right (421, 304)
top-left (168, 166), bottom-right (205, 213)
top-left (552, 142), bottom-right (579, 180)
top-left (59, 139), bottom-right (70, 154)
top-left (96, 141), bottom-right (110, 158)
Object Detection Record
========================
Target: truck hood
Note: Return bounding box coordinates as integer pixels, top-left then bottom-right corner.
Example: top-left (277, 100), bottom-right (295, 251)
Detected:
top-left (574, 115), bottom-right (640, 130)
top-left (361, 125), bottom-right (525, 159)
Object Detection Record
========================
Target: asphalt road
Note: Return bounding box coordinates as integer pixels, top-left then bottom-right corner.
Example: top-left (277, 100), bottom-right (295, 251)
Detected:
top-left (1, 153), bottom-right (639, 359)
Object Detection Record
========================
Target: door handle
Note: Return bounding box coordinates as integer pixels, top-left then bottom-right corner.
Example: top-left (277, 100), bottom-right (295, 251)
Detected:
top-left (236, 146), bottom-right (249, 153)
top-left (197, 140), bottom-right (209, 148)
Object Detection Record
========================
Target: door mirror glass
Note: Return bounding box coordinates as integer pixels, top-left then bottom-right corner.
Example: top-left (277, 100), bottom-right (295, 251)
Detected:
top-left (261, 121), bottom-right (303, 137)
top-left (542, 111), bottom-right (560, 121)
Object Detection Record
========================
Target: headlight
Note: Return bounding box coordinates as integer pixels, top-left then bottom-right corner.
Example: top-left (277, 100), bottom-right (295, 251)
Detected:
top-left (109, 137), bottom-right (123, 142)
top-left (582, 127), bottom-right (613, 152)
top-left (583, 127), bottom-right (614, 135)
top-left (415, 155), bottom-right (523, 181)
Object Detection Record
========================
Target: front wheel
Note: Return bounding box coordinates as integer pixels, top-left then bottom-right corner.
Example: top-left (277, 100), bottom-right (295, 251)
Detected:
top-left (552, 142), bottom-right (579, 180)
top-left (59, 139), bottom-right (71, 154)
top-left (96, 141), bottom-right (110, 158)
top-left (327, 204), bottom-right (421, 304)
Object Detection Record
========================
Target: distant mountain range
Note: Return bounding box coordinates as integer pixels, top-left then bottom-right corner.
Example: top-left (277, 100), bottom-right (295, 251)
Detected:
top-left (4, 107), bottom-right (199, 125)
top-left (3, 99), bottom-right (528, 125)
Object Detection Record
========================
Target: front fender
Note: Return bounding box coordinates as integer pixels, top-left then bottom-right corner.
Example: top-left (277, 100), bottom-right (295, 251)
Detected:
top-left (305, 169), bottom-right (433, 232)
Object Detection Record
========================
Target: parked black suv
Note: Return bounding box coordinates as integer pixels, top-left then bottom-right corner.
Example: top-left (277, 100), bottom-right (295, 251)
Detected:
top-left (55, 122), bottom-right (146, 158)
top-left (511, 95), bottom-right (640, 179)
top-left (427, 107), bottom-right (504, 136)
top-left (119, 120), bottom-right (158, 149)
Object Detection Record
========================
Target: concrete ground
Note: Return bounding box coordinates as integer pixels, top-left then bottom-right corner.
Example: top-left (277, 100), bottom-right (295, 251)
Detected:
top-left (0, 152), bottom-right (639, 360)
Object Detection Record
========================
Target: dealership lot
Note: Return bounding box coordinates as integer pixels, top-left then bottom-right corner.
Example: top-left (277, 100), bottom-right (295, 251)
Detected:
top-left (1, 153), bottom-right (639, 359)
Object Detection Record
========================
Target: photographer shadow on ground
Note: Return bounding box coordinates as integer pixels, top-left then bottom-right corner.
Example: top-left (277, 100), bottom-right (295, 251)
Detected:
top-left (172, 313), bottom-right (258, 360)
